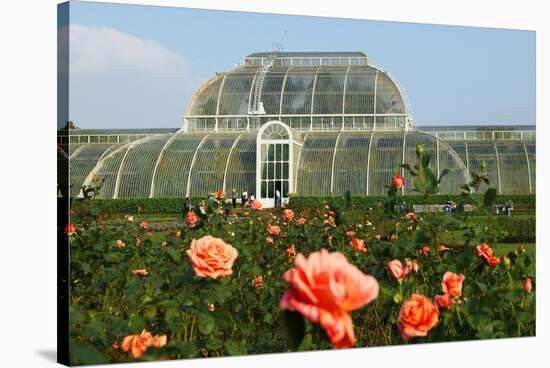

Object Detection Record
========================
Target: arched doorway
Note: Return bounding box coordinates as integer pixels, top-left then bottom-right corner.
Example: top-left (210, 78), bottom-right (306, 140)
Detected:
top-left (256, 121), bottom-right (301, 208)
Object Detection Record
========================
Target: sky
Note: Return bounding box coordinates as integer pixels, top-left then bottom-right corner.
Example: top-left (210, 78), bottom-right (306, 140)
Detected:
top-left (64, 0), bottom-right (536, 129)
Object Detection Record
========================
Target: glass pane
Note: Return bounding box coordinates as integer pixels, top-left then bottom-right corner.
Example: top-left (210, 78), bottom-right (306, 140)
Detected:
top-left (275, 144), bottom-right (282, 161)
top-left (262, 163), bottom-right (268, 179)
top-left (283, 180), bottom-right (289, 197)
top-left (276, 163), bottom-right (282, 179)
top-left (268, 163), bottom-right (274, 179)
top-left (261, 145), bottom-right (267, 161)
top-left (261, 181), bottom-right (267, 198)
top-left (268, 145), bottom-right (275, 161)
top-left (283, 163), bottom-right (289, 179)
top-left (268, 181), bottom-right (274, 198)
top-left (283, 144), bottom-right (289, 161)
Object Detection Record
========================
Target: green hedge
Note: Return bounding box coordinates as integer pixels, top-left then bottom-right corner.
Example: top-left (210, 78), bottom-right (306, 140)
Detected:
top-left (288, 194), bottom-right (536, 211)
top-left (71, 198), bottom-right (202, 215)
top-left (71, 194), bottom-right (535, 215)
top-left (494, 216), bottom-right (536, 243)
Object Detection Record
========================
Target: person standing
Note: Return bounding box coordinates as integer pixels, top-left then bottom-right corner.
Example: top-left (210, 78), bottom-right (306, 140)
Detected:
top-left (183, 197), bottom-right (191, 219)
top-left (231, 188), bottom-right (237, 209)
top-left (242, 188), bottom-right (248, 207)
top-left (275, 188), bottom-right (281, 208)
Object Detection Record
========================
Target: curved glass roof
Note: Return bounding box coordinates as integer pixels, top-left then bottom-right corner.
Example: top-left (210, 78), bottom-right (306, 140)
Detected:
top-left (64, 125), bottom-right (535, 199)
top-left (185, 63), bottom-right (407, 132)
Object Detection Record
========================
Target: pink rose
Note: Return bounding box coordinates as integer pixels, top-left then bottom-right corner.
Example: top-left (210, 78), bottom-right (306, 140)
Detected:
top-left (186, 236), bottom-right (238, 279)
top-left (387, 259), bottom-right (411, 281)
top-left (523, 277), bottom-right (532, 293)
top-left (441, 272), bottom-right (465, 297)
top-left (280, 249), bottom-right (379, 348)
top-left (435, 294), bottom-right (452, 310)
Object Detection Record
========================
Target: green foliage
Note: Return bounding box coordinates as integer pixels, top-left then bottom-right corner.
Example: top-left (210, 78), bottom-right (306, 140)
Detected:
top-left (289, 194), bottom-right (535, 211)
top-left (67, 150), bottom-right (535, 363)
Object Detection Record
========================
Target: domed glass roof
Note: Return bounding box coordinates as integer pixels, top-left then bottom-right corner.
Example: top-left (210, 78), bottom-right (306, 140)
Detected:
top-left (184, 52), bottom-right (410, 133)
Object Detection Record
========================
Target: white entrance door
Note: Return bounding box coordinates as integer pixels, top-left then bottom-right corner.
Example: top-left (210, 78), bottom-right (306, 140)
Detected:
top-left (256, 122), bottom-right (296, 209)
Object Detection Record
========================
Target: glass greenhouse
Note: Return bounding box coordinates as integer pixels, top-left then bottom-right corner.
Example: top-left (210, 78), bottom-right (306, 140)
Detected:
top-left (59, 52), bottom-right (536, 207)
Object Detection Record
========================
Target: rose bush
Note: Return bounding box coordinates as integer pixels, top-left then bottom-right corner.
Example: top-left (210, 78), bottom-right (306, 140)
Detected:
top-left (66, 147), bottom-right (535, 364)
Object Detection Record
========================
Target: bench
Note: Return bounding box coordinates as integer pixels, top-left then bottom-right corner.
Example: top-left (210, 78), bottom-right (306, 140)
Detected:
top-left (492, 204), bottom-right (532, 215)
top-left (412, 204), bottom-right (475, 213)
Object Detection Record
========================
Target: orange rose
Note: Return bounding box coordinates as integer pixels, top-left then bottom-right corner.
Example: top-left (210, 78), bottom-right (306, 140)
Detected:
top-left (523, 277), bottom-right (532, 293)
top-left (283, 209), bottom-right (294, 221)
top-left (420, 245), bottom-right (430, 254)
top-left (392, 175), bottom-right (405, 189)
top-left (437, 244), bottom-right (450, 252)
top-left (387, 259), bottom-right (411, 281)
top-left (115, 239), bottom-right (126, 248)
top-left (132, 269), bottom-right (148, 277)
top-left (404, 212), bottom-right (417, 221)
top-left (286, 245), bottom-right (296, 259)
top-left (252, 201), bottom-right (263, 210)
top-left (65, 224), bottom-right (76, 236)
top-left (160, 241), bottom-right (168, 248)
top-left (253, 275), bottom-right (264, 289)
top-left (476, 243), bottom-right (494, 261)
top-left (297, 218), bottom-right (306, 225)
top-left (268, 224), bottom-right (281, 235)
top-left (186, 211), bottom-right (199, 228)
top-left (435, 294), bottom-right (452, 310)
top-left (280, 249), bottom-right (379, 348)
top-left (346, 231), bottom-right (357, 237)
top-left (186, 235), bottom-right (238, 279)
top-left (398, 294), bottom-right (439, 340)
top-left (441, 272), bottom-right (465, 297)
top-left (217, 190), bottom-right (225, 199)
top-left (121, 329), bottom-right (167, 358)
top-left (487, 255), bottom-right (501, 267)
top-left (175, 231), bottom-right (181, 238)
top-left (349, 238), bottom-right (367, 253)
top-left (140, 221), bottom-right (148, 230)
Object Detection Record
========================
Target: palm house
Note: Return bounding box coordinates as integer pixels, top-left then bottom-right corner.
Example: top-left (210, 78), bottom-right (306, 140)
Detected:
top-left (59, 51), bottom-right (536, 208)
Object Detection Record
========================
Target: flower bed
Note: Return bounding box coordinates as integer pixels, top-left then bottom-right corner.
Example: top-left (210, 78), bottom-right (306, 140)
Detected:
top-left (66, 148), bottom-right (535, 365)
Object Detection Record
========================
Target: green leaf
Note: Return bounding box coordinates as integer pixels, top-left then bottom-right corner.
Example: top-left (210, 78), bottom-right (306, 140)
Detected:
top-left (166, 248), bottom-right (181, 264)
top-left (393, 293), bottom-right (402, 304)
top-left (69, 307), bottom-right (86, 325)
top-left (128, 314), bottom-right (146, 332)
top-left (484, 188), bottom-right (497, 206)
top-left (422, 152), bottom-right (431, 168)
top-left (206, 338), bottom-right (223, 351)
top-left (79, 261), bottom-right (92, 274)
top-left (263, 313), bottom-right (274, 325)
top-left (212, 309), bottom-right (235, 331)
top-left (103, 251), bottom-right (124, 263)
top-left (165, 308), bottom-right (180, 326)
top-left (224, 340), bottom-right (242, 356)
top-left (198, 313), bottom-right (216, 335)
top-left (70, 341), bottom-right (108, 365)
top-left (438, 168), bottom-right (451, 182)
top-left (282, 310), bottom-right (305, 351)
top-left (179, 342), bottom-right (198, 358)
top-left (83, 320), bottom-right (107, 346)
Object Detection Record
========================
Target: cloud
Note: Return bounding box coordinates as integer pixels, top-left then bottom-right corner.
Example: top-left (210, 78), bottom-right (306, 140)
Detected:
top-left (69, 24), bottom-right (189, 77)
